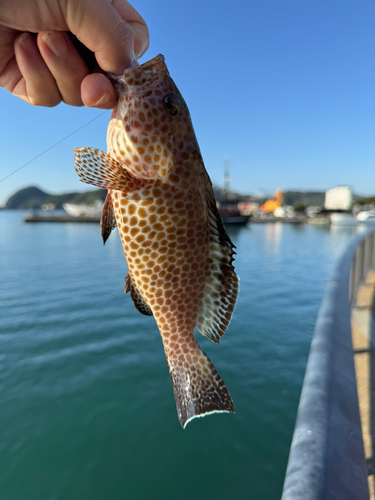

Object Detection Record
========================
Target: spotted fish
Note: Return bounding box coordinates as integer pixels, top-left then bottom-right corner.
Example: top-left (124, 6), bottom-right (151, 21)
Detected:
top-left (74, 54), bottom-right (239, 428)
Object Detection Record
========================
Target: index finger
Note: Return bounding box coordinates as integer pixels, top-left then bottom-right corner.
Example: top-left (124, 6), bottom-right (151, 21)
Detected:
top-left (64, 0), bottom-right (149, 75)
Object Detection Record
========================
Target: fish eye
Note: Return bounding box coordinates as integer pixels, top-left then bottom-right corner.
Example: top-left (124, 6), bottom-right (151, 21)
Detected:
top-left (163, 94), bottom-right (180, 116)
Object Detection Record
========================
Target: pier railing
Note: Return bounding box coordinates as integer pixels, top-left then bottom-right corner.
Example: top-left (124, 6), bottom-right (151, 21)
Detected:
top-left (281, 230), bottom-right (375, 500)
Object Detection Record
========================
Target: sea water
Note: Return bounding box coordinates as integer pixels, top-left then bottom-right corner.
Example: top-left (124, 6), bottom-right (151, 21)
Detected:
top-left (0, 211), bottom-right (362, 500)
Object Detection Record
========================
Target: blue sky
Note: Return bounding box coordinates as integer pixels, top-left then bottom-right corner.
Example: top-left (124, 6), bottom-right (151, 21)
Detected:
top-left (1, 0), bottom-right (374, 206)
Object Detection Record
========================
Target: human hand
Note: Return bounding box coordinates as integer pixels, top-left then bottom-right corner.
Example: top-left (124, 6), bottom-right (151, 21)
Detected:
top-left (0, 0), bottom-right (149, 108)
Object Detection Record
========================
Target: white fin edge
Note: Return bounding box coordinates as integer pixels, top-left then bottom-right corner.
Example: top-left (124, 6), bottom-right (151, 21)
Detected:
top-left (183, 408), bottom-right (235, 429)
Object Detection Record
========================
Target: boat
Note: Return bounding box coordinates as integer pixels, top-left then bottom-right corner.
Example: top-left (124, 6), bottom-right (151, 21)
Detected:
top-left (41, 203), bottom-right (56, 211)
top-left (219, 211), bottom-right (251, 225)
top-left (274, 206), bottom-right (295, 218)
top-left (216, 160), bottom-right (251, 225)
top-left (330, 213), bottom-right (359, 226)
top-left (218, 203), bottom-right (251, 225)
top-left (356, 209), bottom-right (375, 224)
top-left (63, 199), bottom-right (104, 217)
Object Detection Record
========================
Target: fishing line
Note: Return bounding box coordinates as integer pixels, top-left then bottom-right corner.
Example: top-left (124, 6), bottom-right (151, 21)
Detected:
top-left (0, 110), bottom-right (109, 183)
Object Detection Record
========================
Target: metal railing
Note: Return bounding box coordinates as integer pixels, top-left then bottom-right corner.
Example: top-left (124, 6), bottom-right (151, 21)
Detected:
top-left (282, 230), bottom-right (375, 500)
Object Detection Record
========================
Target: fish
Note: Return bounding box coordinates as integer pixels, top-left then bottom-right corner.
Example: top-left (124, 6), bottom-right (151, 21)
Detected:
top-left (74, 54), bottom-right (239, 428)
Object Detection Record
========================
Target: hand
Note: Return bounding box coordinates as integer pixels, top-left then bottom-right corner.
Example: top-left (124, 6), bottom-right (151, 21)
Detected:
top-left (0, 0), bottom-right (149, 108)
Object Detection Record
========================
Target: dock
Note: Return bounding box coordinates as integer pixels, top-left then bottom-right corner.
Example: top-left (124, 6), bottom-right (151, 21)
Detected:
top-left (24, 214), bottom-right (100, 223)
top-left (24, 213), bottom-right (307, 225)
top-left (250, 215), bottom-right (307, 224)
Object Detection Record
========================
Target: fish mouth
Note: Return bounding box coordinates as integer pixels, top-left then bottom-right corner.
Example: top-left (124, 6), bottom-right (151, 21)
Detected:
top-left (108, 54), bottom-right (168, 97)
top-left (123, 54), bottom-right (168, 88)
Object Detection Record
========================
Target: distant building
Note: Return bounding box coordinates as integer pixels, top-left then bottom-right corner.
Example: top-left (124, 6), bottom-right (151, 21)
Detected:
top-left (324, 186), bottom-right (352, 211)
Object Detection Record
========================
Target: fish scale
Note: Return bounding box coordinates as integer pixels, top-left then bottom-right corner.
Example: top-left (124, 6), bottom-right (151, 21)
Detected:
top-left (74, 54), bottom-right (239, 428)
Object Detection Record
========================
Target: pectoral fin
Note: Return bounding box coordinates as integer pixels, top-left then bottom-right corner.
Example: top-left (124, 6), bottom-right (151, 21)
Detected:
top-left (74, 147), bottom-right (147, 192)
top-left (124, 274), bottom-right (153, 316)
top-left (101, 190), bottom-right (116, 245)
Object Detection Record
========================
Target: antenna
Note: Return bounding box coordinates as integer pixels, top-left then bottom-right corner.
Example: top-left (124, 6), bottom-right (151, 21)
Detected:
top-left (223, 160), bottom-right (231, 194)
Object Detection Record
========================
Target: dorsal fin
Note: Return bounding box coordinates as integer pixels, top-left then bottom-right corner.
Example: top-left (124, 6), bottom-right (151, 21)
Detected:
top-left (195, 177), bottom-right (239, 343)
top-left (124, 274), bottom-right (153, 316)
top-left (101, 190), bottom-right (116, 244)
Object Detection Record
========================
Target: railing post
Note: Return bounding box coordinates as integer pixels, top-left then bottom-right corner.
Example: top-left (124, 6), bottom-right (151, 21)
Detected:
top-left (349, 258), bottom-right (355, 303)
top-left (354, 242), bottom-right (364, 293)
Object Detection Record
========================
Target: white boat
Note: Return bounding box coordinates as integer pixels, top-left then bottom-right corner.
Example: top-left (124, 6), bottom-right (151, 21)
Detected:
top-left (274, 206), bottom-right (295, 218)
top-left (63, 199), bottom-right (103, 217)
top-left (330, 213), bottom-right (359, 226)
top-left (41, 203), bottom-right (56, 211)
top-left (356, 210), bottom-right (375, 224)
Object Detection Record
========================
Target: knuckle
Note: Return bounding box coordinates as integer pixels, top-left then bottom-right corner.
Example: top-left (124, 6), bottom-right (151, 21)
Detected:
top-left (63, 97), bottom-right (84, 107)
top-left (29, 94), bottom-right (61, 107)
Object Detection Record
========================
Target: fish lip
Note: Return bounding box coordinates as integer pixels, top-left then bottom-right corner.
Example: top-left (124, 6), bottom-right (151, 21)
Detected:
top-left (107, 54), bottom-right (167, 92)
top-left (136, 54), bottom-right (165, 74)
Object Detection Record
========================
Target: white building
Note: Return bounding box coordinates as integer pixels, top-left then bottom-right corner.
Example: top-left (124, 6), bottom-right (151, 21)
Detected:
top-left (324, 186), bottom-right (352, 211)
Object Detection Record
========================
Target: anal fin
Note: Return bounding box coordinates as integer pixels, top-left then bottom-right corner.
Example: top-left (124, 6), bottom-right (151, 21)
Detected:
top-left (101, 190), bottom-right (116, 244)
top-left (124, 274), bottom-right (153, 316)
top-left (74, 147), bottom-right (147, 192)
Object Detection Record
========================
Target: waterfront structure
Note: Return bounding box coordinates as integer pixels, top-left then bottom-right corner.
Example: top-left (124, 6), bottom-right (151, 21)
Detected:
top-left (282, 230), bottom-right (375, 499)
top-left (324, 186), bottom-right (352, 211)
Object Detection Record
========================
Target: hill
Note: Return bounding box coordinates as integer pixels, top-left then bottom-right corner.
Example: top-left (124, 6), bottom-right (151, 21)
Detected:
top-left (5, 186), bottom-right (106, 209)
top-left (283, 191), bottom-right (325, 207)
top-left (6, 186), bottom-right (50, 209)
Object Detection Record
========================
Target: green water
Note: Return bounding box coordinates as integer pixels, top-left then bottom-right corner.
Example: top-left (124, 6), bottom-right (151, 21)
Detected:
top-left (0, 212), bottom-right (361, 499)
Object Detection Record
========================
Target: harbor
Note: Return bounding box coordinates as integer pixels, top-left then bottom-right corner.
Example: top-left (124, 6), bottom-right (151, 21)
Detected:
top-left (0, 0), bottom-right (371, 495)
top-left (20, 185), bottom-right (375, 228)
top-left (0, 210), bottom-right (360, 500)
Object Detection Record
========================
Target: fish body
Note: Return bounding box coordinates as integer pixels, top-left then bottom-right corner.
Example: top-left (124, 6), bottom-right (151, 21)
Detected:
top-left (74, 55), bottom-right (239, 428)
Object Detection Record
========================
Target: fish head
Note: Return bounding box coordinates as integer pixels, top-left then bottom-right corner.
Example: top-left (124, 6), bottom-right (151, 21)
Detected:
top-left (107, 54), bottom-right (194, 181)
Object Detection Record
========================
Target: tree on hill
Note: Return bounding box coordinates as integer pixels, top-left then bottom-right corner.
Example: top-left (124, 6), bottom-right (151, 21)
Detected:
top-left (283, 191), bottom-right (325, 207)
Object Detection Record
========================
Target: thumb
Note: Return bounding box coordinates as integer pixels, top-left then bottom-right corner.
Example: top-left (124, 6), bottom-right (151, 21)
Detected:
top-left (66, 0), bottom-right (149, 74)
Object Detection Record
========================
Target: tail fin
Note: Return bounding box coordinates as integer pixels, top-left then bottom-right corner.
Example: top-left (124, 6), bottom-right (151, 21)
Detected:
top-left (167, 344), bottom-right (234, 428)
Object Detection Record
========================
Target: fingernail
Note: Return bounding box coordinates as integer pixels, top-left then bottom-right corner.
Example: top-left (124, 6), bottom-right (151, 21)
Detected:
top-left (128, 52), bottom-right (139, 69)
top-left (42, 31), bottom-right (68, 59)
top-left (18, 33), bottom-right (38, 57)
top-left (92, 90), bottom-right (111, 107)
